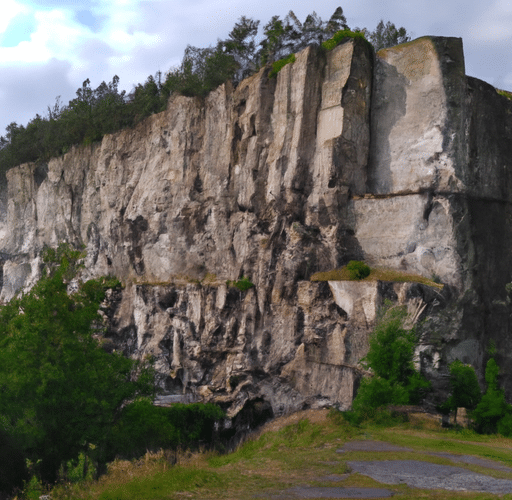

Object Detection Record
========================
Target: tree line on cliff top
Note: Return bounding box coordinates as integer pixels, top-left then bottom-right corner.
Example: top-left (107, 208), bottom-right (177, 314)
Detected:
top-left (0, 8), bottom-right (409, 182)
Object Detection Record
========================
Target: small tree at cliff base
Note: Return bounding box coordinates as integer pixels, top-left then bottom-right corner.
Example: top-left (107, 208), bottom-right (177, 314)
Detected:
top-left (349, 304), bottom-right (430, 422)
top-left (472, 357), bottom-right (512, 435)
top-left (439, 360), bottom-right (481, 423)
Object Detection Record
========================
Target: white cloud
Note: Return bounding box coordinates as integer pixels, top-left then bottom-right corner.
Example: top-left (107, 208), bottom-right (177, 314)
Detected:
top-left (0, 0), bottom-right (29, 34)
top-left (0, 8), bottom-right (91, 63)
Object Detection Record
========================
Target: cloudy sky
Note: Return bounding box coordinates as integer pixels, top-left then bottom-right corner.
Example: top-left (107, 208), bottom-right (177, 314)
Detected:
top-left (1, 0), bottom-right (511, 135)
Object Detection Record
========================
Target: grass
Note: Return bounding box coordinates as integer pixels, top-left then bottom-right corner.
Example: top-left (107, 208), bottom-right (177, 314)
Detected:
top-left (268, 53), bottom-right (296, 78)
top-left (310, 265), bottom-right (444, 289)
top-left (321, 29), bottom-right (370, 52)
top-left (497, 89), bottom-right (512, 100)
top-left (42, 409), bottom-right (512, 500)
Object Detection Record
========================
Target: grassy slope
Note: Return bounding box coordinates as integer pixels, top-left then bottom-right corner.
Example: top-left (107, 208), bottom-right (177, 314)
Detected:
top-left (46, 409), bottom-right (512, 500)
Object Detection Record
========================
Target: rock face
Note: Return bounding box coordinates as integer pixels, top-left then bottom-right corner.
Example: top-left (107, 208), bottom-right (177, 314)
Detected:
top-left (1, 36), bottom-right (512, 416)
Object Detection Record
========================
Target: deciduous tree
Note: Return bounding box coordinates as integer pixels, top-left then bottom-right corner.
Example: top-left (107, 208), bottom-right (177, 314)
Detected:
top-left (0, 245), bottom-right (154, 484)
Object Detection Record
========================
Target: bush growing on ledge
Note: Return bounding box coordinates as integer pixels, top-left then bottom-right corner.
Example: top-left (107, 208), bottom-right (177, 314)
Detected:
top-left (321, 29), bottom-right (368, 51)
top-left (346, 260), bottom-right (371, 280)
top-left (268, 53), bottom-right (296, 78)
top-left (497, 89), bottom-right (512, 100)
top-left (227, 276), bottom-right (254, 292)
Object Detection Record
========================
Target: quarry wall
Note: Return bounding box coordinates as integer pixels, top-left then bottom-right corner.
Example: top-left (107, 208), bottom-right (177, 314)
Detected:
top-left (2, 36), bottom-right (512, 417)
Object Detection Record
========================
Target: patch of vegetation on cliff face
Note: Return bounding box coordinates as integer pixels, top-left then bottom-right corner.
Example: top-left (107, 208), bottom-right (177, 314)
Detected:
top-left (346, 260), bottom-right (371, 280)
top-left (497, 88), bottom-right (512, 100)
top-left (227, 275), bottom-right (254, 291)
top-left (344, 304), bottom-right (431, 425)
top-left (268, 53), bottom-right (296, 78)
top-left (321, 28), bottom-right (370, 51)
top-left (310, 265), bottom-right (443, 289)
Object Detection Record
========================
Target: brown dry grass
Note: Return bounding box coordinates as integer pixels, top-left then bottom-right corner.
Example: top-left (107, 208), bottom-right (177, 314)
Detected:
top-left (310, 265), bottom-right (443, 289)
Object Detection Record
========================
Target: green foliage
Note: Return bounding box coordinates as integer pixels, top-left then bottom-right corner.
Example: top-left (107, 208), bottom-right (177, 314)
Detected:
top-left (109, 400), bottom-right (225, 460)
top-left (497, 89), bottom-right (512, 100)
top-left (128, 72), bottom-right (167, 124)
top-left (363, 307), bottom-right (423, 387)
top-left (346, 260), bottom-right (371, 280)
top-left (321, 29), bottom-right (368, 51)
top-left (472, 358), bottom-right (512, 435)
top-left (350, 305), bottom-right (430, 421)
top-left (162, 43), bottom-right (237, 98)
top-left (0, 426), bottom-right (28, 497)
top-left (0, 251), bottom-right (154, 484)
top-left (443, 360), bottom-right (482, 414)
top-left (258, 15), bottom-right (290, 65)
top-left (350, 377), bottom-right (409, 422)
top-left (227, 276), bottom-right (254, 292)
top-left (224, 16), bottom-right (260, 83)
top-left (97, 467), bottom-right (221, 500)
top-left (109, 398), bottom-right (178, 459)
top-left (269, 54), bottom-right (296, 78)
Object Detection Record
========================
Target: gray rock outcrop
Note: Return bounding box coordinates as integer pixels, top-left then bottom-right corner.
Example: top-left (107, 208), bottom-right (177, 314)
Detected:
top-left (1, 35), bottom-right (512, 417)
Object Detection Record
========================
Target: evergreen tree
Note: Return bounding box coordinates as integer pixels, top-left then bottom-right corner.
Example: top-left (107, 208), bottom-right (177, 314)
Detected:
top-left (441, 360), bottom-right (482, 422)
top-left (472, 358), bottom-right (512, 434)
top-left (325, 6), bottom-right (349, 34)
top-left (368, 19), bottom-right (410, 51)
top-left (223, 16), bottom-right (260, 83)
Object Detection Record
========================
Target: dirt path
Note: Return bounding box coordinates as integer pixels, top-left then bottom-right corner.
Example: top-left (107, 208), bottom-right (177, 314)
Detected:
top-left (271, 438), bottom-right (512, 498)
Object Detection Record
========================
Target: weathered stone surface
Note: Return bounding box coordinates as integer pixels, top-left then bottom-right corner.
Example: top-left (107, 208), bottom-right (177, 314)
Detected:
top-left (368, 37), bottom-right (466, 196)
top-left (1, 35), bottom-right (512, 414)
top-left (352, 194), bottom-right (462, 288)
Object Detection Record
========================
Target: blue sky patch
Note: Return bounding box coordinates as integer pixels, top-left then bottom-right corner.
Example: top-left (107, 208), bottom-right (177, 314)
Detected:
top-left (0, 13), bottom-right (36, 47)
top-left (75, 9), bottom-right (100, 31)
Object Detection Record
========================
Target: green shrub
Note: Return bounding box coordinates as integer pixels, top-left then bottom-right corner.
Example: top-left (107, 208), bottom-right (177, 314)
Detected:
top-left (321, 29), bottom-right (368, 51)
top-left (110, 398), bottom-right (179, 459)
top-left (227, 276), bottom-right (254, 292)
top-left (349, 305), bottom-right (430, 421)
top-left (497, 414), bottom-right (512, 437)
top-left (442, 360), bottom-right (482, 421)
top-left (351, 376), bottom-right (408, 419)
top-left (0, 249), bottom-right (154, 484)
top-left (0, 427), bottom-right (28, 497)
top-left (497, 89), bottom-right (512, 101)
top-left (269, 53), bottom-right (296, 78)
top-left (346, 260), bottom-right (371, 280)
top-left (472, 358), bottom-right (512, 434)
top-left (110, 400), bottom-right (226, 459)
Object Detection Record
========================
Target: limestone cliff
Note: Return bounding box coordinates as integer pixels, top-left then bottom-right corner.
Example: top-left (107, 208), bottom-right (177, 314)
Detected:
top-left (2, 36), bottom-right (512, 418)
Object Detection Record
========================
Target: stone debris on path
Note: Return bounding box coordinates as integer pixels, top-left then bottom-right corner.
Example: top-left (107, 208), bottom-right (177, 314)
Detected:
top-left (348, 459), bottom-right (512, 494)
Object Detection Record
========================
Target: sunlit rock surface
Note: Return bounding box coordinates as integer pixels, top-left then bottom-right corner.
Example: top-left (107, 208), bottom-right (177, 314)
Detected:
top-left (1, 36), bottom-right (512, 416)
